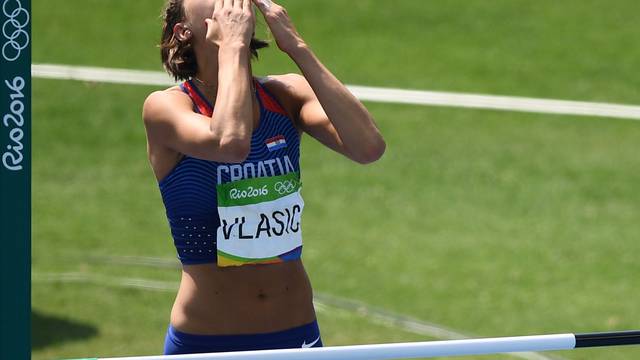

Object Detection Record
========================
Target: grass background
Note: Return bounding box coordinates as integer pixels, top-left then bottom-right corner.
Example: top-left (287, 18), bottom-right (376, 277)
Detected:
top-left (31, 1), bottom-right (640, 359)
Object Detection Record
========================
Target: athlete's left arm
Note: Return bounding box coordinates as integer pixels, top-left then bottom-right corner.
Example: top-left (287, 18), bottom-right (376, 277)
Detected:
top-left (252, 0), bottom-right (386, 164)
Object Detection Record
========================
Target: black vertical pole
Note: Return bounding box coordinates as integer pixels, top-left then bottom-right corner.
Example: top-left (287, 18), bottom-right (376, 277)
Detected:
top-left (0, 0), bottom-right (31, 359)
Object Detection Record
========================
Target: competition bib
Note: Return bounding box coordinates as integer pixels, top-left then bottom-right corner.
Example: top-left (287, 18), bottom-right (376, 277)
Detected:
top-left (216, 172), bottom-right (304, 267)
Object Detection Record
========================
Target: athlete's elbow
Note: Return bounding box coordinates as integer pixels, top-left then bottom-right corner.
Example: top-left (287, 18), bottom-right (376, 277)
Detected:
top-left (353, 138), bottom-right (386, 165)
top-left (219, 136), bottom-right (251, 163)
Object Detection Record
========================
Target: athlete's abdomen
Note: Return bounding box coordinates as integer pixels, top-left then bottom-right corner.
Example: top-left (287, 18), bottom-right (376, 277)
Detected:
top-left (170, 260), bottom-right (316, 335)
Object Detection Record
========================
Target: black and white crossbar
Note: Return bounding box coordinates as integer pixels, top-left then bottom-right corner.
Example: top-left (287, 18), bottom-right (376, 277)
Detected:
top-left (75, 330), bottom-right (640, 360)
top-left (574, 330), bottom-right (640, 348)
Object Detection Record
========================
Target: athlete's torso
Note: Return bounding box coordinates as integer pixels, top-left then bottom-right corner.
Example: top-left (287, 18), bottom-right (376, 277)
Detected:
top-left (145, 76), bottom-right (316, 335)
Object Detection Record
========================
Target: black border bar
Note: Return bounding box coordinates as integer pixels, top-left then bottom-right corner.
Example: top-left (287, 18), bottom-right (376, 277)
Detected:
top-left (0, 1), bottom-right (32, 359)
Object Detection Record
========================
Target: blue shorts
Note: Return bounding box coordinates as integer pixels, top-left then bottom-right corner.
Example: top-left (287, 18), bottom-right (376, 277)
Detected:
top-left (164, 320), bottom-right (323, 355)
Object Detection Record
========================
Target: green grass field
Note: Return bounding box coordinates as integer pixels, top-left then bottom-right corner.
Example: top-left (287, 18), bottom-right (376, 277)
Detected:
top-left (31, 1), bottom-right (640, 359)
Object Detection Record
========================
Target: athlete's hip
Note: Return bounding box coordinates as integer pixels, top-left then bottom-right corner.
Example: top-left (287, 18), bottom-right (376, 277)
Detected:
top-left (170, 295), bottom-right (317, 335)
top-left (164, 318), bottom-right (323, 355)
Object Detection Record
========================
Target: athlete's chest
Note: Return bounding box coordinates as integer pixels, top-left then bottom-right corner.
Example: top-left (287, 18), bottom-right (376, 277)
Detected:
top-left (215, 118), bottom-right (301, 186)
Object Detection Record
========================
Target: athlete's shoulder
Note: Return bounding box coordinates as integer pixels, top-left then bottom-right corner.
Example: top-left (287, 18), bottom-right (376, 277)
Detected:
top-left (258, 73), bottom-right (312, 100)
top-left (144, 85), bottom-right (188, 109)
top-left (142, 86), bottom-right (191, 124)
top-left (256, 74), bottom-right (312, 117)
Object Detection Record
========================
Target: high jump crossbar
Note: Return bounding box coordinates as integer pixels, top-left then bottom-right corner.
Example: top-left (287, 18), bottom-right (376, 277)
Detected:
top-left (72, 330), bottom-right (640, 360)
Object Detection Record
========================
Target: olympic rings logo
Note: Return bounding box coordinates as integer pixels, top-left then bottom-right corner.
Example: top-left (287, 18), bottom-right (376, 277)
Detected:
top-left (274, 180), bottom-right (297, 195)
top-left (2, 0), bottom-right (30, 62)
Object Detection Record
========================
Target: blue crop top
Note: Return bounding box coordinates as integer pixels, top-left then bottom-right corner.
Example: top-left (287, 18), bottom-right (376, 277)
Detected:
top-left (158, 78), bottom-right (302, 265)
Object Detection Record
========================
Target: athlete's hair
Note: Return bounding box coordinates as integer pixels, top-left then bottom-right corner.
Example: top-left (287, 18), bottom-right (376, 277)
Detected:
top-left (160, 0), bottom-right (269, 81)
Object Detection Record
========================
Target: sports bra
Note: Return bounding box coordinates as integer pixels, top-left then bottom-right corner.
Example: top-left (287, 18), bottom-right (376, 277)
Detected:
top-left (158, 78), bottom-right (303, 265)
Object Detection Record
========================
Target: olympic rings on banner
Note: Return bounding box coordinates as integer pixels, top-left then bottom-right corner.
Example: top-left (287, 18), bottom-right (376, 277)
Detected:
top-left (2, 0), bottom-right (30, 62)
top-left (274, 180), bottom-right (297, 195)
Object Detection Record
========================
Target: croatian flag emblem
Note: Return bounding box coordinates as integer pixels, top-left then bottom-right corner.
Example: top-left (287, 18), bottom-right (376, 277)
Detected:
top-left (265, 135), bottom-right (287, 152)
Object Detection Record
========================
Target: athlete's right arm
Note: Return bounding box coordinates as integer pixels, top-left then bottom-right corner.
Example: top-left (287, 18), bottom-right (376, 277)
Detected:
top-left (142, 90), bottom-right (248, 163)
top-left (142, 0), bottom-right (256, 163)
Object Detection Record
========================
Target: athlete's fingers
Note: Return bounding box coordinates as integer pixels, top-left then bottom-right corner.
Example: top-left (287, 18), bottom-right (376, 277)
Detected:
top-left (223, 0), bottom-right (233, 10)
top-left (213, 0), bottom-right (223, 13)
top-left (234, 0), bottom-right (243, 9)
top-left (242, 0), bottom-right (251, 13)
top-left (251, 0), bottom-right (273, 14)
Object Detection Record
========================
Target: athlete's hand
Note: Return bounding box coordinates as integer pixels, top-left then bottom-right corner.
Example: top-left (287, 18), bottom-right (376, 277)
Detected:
top-left (205, 0), bottom-right (255, 48)
top-left (252, 0), bottom-right (306, 54)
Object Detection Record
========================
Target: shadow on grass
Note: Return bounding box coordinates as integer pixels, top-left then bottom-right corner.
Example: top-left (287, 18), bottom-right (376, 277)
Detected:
top-left (32, 310), bottom-right (99, 350)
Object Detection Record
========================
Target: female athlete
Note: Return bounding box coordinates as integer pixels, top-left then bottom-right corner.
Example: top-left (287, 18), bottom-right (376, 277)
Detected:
top-left (142, 0), bottom-right (385, 355)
